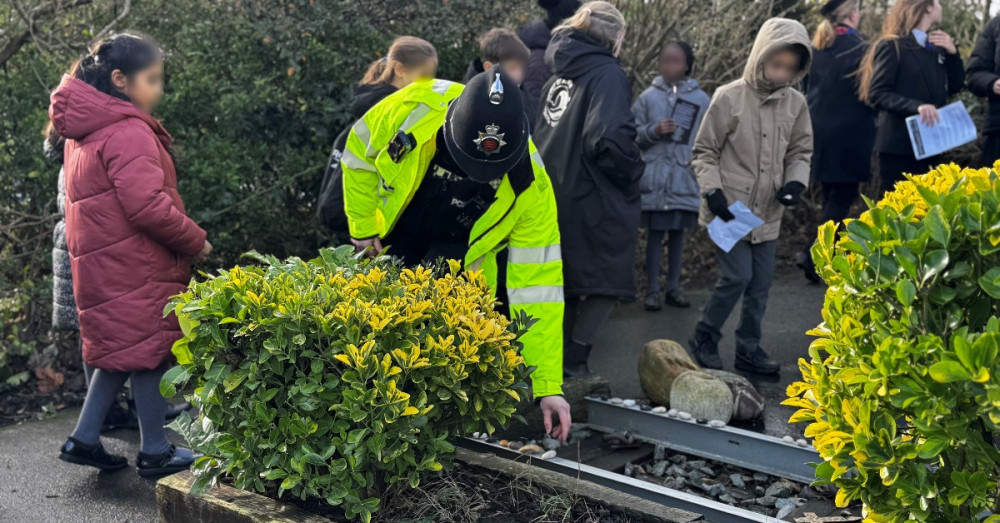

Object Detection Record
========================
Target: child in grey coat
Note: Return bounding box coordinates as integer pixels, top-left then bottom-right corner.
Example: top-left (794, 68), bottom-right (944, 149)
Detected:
top-left (631, 42), bottom-right (710, 311)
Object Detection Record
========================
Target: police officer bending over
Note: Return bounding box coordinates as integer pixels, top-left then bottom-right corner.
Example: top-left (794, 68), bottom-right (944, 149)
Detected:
top-left (341, 67), bottom-right (572, 440)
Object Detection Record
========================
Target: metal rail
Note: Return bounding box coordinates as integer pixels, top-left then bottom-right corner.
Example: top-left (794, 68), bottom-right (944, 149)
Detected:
top-left (458, 437), bottom-right (783, 523)
top-left (586, 398), bottom-right (820, 484)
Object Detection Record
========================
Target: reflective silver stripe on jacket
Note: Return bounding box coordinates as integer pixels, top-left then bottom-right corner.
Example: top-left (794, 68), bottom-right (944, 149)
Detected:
top-left (432, 79), bottom-right (454, 95)
top-left (352, 119), bottom-right (377, 157)
top-left (507, 285), bottom-right (564, 305)
top-left (342, 148), bottom-right (376, 172)
top-left (530, 151), bottom-right (545, 169)
top-left (508, 244), bottom-right (562, 265)
top-left (399, 105), bottom-right (432, 133)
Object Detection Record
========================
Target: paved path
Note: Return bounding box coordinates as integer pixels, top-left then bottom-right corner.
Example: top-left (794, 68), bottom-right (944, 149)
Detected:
top-left (0, 266), bottom-right (824, 521)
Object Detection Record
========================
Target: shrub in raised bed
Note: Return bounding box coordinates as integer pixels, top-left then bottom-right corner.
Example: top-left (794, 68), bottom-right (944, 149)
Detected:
top-left (787, 163), bottom-right (1000, 520)
top-left (161, 246), bottom-right (531, 522)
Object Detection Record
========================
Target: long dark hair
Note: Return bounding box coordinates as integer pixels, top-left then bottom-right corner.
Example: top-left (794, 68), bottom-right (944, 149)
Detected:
top-left (72, 32), bottom-right (164, 102)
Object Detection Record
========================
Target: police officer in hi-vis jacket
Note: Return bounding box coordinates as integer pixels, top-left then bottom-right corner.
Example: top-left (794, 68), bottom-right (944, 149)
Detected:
top-left (341, 66), bottom-right (572, 440)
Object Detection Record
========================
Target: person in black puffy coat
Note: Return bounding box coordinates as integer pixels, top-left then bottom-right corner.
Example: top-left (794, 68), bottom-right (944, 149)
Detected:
top-left (533, 1), bottom-right (644, 379)
top-left (518, 0), bottom-right (580, 123)
top-left (967, 15), bottom-right (1000, 166)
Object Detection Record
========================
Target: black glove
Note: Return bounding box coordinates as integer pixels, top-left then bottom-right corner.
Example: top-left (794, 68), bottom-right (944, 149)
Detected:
top-left (776, 182), bottom-right (806, 207)
top-left (705, 189), bottom-right (735, 222)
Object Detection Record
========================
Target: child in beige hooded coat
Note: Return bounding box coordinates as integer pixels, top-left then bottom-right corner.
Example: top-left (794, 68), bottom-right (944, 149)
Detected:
top-left (688, 18), bottom-right (814, 374)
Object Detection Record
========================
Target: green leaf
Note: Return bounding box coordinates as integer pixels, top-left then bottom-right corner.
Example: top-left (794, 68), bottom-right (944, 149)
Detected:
top-left (303, 453), bottom-right (326, 466)
top-left (896, 280), bottom-right (916, 307)
top-left (928, 361), bottom-right (971, 383)
top-left (223, 368), bottom-right (250, 393)
top-left (160, 366), bottom-right (192, 398)
top-left (920, 250), bottom-right (949, 285)
top-left (916, 436), bottom-right (949, 459)
top-left (280, 475), bottom-right (301, 491)
top-left (925, 206), bottom-right (951, 246)
top-left (264, 469), bottom-right (287, 480)
top-left (979, 267), bottom-right (1000, 299)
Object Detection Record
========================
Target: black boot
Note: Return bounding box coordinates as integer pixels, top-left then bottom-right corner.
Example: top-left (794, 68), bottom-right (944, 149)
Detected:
top-left (797, 251), bottom-right (821, 284)
top-left (643, 292), bottom-right (662, 311)
top-left (101, 402), bottom-right (139, 432)
top-left (136, 445), bottom-right (199, 477)
top-left (563, 341), bottom-right (592, 378)
top-left (664, 289), bottom-right (691, 308)
top-left (59, 437), bottom-right (128, 471)
top-left (165, 401), bottom-right (192, 422)
top-left (688, 332), bottom-right (723, 370)
top-left (735, 346), bottom-right (781, 375)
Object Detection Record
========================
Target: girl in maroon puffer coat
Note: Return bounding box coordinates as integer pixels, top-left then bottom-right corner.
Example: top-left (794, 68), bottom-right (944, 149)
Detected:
top-left (49, 33), bottom-right (210, 476)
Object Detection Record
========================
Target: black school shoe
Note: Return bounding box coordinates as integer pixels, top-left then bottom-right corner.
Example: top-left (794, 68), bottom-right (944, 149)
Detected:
top-left (664, 289), bottom-right (691, 308)
top-left (136, 445), bottom-right (199, 477)
top-left (59, 437), bottom-right (128, 471)
top-left (644, 292), bottom-right (662, 311)
top-left (735, 346), bottom-right (781, 375)
top-left (688, 333), bottom-right (723, 370)
top-left (797, 252), bottom-right (822, 285)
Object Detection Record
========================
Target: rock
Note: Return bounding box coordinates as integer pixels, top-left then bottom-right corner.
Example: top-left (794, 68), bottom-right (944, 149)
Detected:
top-left (665, 477), bottom-right (686, 490)
top-left (799, 486), bottom-right (819, 499)
top-left (702, 368), bottom-right (766, 421)
top-left (653, 444), bottom-right (667, 462)
top-left (640, 404), bottom-right (652, 411)
top-left (730, 474), bottom-right (746, 489)
top-left (507, 441), bottom-right (523, 451)
top-left (708, 419), bottom-right (726, 428)
top-left (668, 454), bottom-right (686, 465)
top-left (652, 460), bottom-right (669, 477)
top-left (623, 399), bottom-right (636, 407)
top-left (755, 495), bottom-right (777, 507)
top-left (755, 486), bottom-right (766, 496)
top-left (542, 437), bottom-right (560, 451)
top-left (667, 408), bottom-right (679, 418)
top-left (765, 481), bottom-right (794, 498)
top-left (719, 494), bottom-right (737, 505)
top-left (667, 465), bottom-right (687, 477)
top-left (752, 473), bottom-right (770, 483)
top-left (775, 497), bottom-right (802, 510)
top-left (638, 339), bottom-right (700, 406)
top-left (782, 435), bottom-right (796, 444)
top-left (705, 483), bottom-right (726, 497)
top-left (472, 432), bottom-right (483, 439)
top-left (540, 450), bottom-right (556, 460)
top-left (499, 440), bottom-right (510, 447)
top-left (776, 506), bottom-right (795, 519)
top-left (686, 460), bottom-right (706, 469)
top-left (796, 438), bottom-right (809, 447)
top-left (699, 466), bottom-right (716, 477)
top-left (729, 488), bottom-right (754, 501)
top-left (623, 462), bottom-right (635, 477)
top-left (678, 411), bottom-right (692, 420)
top-left (687, 470), bottom-right (707, 482)
top-left (652, 406), bottom-right (667, 414)
top-left (670, 371), bottom-right (734, 423)
top-left (610, 397), bottom-right (624, 405)
top-left (519, 444), bottom-right (544, 455)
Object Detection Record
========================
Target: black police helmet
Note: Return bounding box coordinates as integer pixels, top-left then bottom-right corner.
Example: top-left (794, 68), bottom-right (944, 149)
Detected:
top-left (443, 65), bottom-right (529, 183)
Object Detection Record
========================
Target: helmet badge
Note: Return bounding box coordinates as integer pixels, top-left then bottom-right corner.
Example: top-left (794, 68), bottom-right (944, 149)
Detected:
top-left (473, 123), bottom-right (506, 156)
top-left (489, 73), bottom-right (504, 105)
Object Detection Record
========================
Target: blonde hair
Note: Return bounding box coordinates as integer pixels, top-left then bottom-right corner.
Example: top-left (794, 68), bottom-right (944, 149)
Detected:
top-left (360, 36), bottom-right (437, 86)
top-left (556, 1), bottom-right (626, 56)
top-left (813, 0), bottom-right (859, 50)
top-left (858, 0), bottom-right (935, 103)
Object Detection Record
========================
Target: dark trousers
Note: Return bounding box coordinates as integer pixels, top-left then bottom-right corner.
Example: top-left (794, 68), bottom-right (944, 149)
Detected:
top-left (878, 153), bottom-right (940, 194)
top-left (981, 133), bottom-right (1000, 168)
top-left (695, 241), bottom-right (776, 353)
top-left (803, 182), bottom-right (859, 261)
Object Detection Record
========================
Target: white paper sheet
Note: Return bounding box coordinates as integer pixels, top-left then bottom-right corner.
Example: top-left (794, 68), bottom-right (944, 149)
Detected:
top-left (906, 101), bottom-right (977, 161)
top-left (707, 201), bottom-right (764, 253)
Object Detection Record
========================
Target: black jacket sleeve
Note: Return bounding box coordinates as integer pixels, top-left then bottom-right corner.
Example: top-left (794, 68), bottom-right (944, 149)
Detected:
top-left (868, 40), bottom-right (923, 116)
top-left (582, 67), bottom-right (644, 188)
top-left (945, 53), bottom-right (966, 97)
top-left (967, 19), bottom-right (999, 98)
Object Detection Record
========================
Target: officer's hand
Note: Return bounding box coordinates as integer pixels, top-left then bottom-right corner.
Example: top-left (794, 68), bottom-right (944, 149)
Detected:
top-left (705, 189), bottom-right (735, 222)
top-left (351, 237), bottom-right (384, 258)
top-left (777, 181), bottom-right (806, 207)
top-left (540, 395), bottom-right (572, 442)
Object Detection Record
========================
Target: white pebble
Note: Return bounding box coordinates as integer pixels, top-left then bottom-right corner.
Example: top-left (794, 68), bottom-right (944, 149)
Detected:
top-left (651, 406), bottom-right (667, 414)
top-left (796, 438), bottom-right (809, 447)
top-left (622, 399), bottom-right (636, 407)
top-left (678, 411), bottom-right (692, 420)
top-left (666, 408), bottom-right (679, 418)
top-left (708, 420), bottom-right (726, 428)
top-left (472, 432), bottom-right (482, 439)
top-left (610, 397), bottom-right (624, 405)
top-left (782, 435), bottom-right (796, 444)
top-left (540, 450), bottom-right (557, 460)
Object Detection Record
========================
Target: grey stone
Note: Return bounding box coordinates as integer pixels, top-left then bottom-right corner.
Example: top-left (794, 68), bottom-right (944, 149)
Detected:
top-left (666, 408), bottom-right (678, 417)
top-left (702, 368), bottom-right (766, 421)
top-left (540, 450), bottom-right (557, 460)
top-left (728, 488), bottom-right (754, 501)
top-left (752, 473), bottom-right (770, 483)
top-left (755, 486), bottom-right (766, 496)
top-left (652, 406), bottom-right (667, 414)
top-left (652, 460), bottom-right (669, 477)
top-left (668, 454), bottom-right (687, 465)
top-left (776, 506), bottom-right (795, 519)
top-left (687, 470), bottom-right (707, 482)
top-left (678, 411), bottom-right (692, 420)
top-left (638, 339), bottom-right (700, 407)
top-left (698, 466), bottom-right (716, 477)
top-left (782, 435), bottom-right (795, 444)
top-left (669, 371), bottom-right (734, 423)
top-left (755, 495), bottom-right (777, 507)
top-left (610, 397), bottom-right (624, 405)
top-left (708, 419), bottom-right (726, 428)
top-left (623, 399), bottom-right (636, 407)
top-left (765, 481), bottom-right (794, 498)
top-left (706, 483), bottom-right (726, 497)
top-left (623, 462), bottom-right (635, 477)
top-left (775, 497), bottom-right (803, 510)
top-left (730, 474), bottom-right (746, 489)
top-left (653, 444), bottom-right (667, 462)
top-left (667, 465), bottom-right (687, 477)
top-left (719, 494), bottom-right (737, 505)
top-left (686, 460), bottom-right (706, 469)
top-left (541, 437), bottom-right (560, 451)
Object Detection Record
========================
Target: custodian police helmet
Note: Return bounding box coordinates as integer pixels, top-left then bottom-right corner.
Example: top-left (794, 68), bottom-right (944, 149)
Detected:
top-left (443, 65), bottom-right (530, 183)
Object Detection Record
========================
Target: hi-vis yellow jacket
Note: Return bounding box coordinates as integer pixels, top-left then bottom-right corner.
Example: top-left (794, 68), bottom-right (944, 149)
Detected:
top-left (341, 78), bottom-right (564, 398)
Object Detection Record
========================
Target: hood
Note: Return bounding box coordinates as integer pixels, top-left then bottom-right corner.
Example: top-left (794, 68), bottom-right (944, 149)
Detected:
top-left (518, 20), bottom-right (552, 50)
top-left (462, 57), bottom-right (485, 84)
top-left (743, 18), bottom-right (812, 94)
top-left (545, 29), bottom-right (618, 80)
top-left (651, 76), bottom-right (701, 94)
top-left (350, 83), bottom-right (398, 119)
top-left (48, 75), bottom-right (170, 146)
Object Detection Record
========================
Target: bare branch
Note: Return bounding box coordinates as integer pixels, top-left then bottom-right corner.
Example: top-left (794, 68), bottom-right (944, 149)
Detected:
top-left (93, 0), bottom-right (130, 41)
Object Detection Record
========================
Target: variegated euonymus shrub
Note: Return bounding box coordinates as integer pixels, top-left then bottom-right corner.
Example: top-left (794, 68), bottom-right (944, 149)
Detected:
top-left (787, 164), bottom-right (1000, 522)
top-left (161, 246), bottom-right (532, 522)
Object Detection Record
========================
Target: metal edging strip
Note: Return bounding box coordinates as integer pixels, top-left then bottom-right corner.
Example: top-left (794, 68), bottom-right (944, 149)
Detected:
top-left (586, 398), bottom-right (820, 484)
top-left (457, 438), bottom-right (784, 523)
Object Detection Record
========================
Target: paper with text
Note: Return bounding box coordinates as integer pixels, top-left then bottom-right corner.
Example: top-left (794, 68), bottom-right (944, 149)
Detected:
top-left (906, 101), bottom-right (977, 161)
top-left (707, 201), bottom-right (764, 253)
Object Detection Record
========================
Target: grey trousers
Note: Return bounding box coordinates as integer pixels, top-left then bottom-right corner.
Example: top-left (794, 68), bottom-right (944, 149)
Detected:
top-left (695, 240), bottom-right (776, 353)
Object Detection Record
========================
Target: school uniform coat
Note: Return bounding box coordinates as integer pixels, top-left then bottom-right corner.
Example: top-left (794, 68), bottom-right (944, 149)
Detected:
top-left (632, 76), bottom-right (710, 214)
top-left (867, 35), bottom-right (965, 157)
top-left (805, 29), bottom-right (877, 183)
top-left (967, 16), bottom-right (1000, 135)
top-left (533, 28), bottom-right (645, 299)
top-left (49, 75), bottom-right (207, 372)
top-left (518, 20), bottom-right (554, 124)
top-left (693, 17), bottom-right (814, 244)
